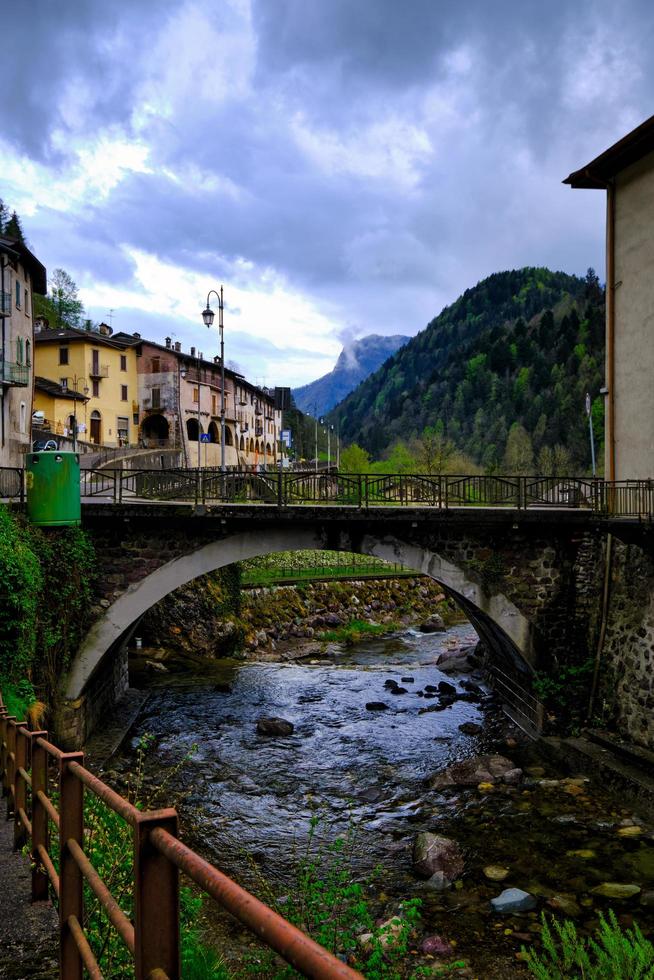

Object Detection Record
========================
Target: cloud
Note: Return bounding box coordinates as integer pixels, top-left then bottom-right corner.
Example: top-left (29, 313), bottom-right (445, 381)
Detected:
top-left (2, 0), bottom-right (654, 388)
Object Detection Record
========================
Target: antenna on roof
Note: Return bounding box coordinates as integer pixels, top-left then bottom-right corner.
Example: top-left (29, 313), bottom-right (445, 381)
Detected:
top-left (108, 309), bottom-right (114, 327)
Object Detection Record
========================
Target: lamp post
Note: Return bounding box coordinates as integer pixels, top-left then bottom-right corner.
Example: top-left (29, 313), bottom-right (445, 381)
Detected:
top-left (202, 287), bottom-right (226, 472)
top-left (63, 375), bottom-right (88, 452)
top-left (320, 417), bottom-right (331, 469)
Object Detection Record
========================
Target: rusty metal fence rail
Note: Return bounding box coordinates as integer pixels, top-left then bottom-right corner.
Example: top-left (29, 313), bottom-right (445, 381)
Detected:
top-left (0, 695), bottom-right (362, 980)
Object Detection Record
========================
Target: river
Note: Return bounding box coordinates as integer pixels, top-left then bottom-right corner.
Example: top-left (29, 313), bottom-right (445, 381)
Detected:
top-left (110, 622), bottom-right (654, 978)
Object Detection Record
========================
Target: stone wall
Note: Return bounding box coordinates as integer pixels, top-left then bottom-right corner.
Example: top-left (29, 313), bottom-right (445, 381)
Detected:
top-left (601, 536), bottom-right (654, 750)
top-left (56, 644), bottom-right (129, 750)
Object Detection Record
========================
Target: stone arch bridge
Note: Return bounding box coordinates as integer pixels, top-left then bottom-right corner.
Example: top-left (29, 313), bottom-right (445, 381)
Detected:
top-left (55, 500), bottom-right (613, 747)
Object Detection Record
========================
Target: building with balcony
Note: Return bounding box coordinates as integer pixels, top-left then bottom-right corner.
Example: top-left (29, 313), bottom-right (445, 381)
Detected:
top-left (34, 323), bottom-right (139, 446)
top-left (112, 332), bottom-right (282, 467)
top-left (0, 237), bottom-right (46, 466)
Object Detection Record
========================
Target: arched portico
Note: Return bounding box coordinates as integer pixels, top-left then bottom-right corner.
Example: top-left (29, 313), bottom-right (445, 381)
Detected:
top-left (65, 527), bottom-right (533, 701)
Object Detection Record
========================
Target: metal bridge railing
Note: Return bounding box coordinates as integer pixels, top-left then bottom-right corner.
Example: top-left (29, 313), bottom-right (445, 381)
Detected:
top-left (0, 697), bottom-right (362, 980)
top-left (3, 466), bottom-right (654, 517)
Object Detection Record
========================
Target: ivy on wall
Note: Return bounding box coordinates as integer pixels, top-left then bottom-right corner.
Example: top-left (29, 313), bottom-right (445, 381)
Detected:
top-left (0, 505), bottom-right (96, 709)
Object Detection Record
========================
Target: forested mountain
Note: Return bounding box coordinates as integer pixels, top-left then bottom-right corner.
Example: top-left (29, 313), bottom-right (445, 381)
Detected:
top-left (293, 333), bottom-right (409, 416)
top-left (334, 268), bottom-right (605, 474)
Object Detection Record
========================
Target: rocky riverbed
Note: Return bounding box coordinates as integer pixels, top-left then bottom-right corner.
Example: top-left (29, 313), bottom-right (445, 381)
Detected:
top-left (103, 624), bottom-right (654, 978)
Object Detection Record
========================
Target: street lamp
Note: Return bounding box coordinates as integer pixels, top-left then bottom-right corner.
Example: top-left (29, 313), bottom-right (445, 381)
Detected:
top-left (202, 286), bottom-right (225, 472)
top-left (320, 417), bottom-right (332, 469)
top-left (63, 375), bottom-right (88, 452)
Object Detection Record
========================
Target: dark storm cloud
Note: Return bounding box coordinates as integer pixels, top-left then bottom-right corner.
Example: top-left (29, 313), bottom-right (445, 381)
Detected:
top-left (0, 0), bottom-right (179, 160)
top-left (4, 0), bottom-right (654, 383)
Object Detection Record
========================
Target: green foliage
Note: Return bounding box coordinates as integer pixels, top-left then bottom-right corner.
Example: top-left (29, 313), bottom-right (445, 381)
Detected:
top-left (336, 267), bottom-right (605, 474)
top-left (1, 678), bottom-right (36, 719)
top-left (0, 507), bottom-right (95, 706)
top-left (524, 910), bottom-right (654, 979)
top-left (318, 619), bottom-right (396, 645)
top-left (245, 813), bottom-right (424, 979)
top-left (533, 658), bottom-right (594, 721)
top-left (0, 507), bottom-right (41, 680)
top-left (340, 443), bottom-right (372, 473)
top-left (467, 552), bottom-right (505, 591)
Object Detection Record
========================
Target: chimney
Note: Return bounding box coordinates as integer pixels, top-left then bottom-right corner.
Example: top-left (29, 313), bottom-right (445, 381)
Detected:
top-left (198, 352), bottom-right (203, 361)
top-left (190, 346), bottom-right (196, 357)
top-left (165, 337), bottom-right (171, 348)
top-left (174, 341), bottom-right (181, 352)
top-left (132, 332), bottom-right (141, 339)
top-left (213, 355), bottom-right (220, 364)
top-left (98, 322), bottom-right (113, 336)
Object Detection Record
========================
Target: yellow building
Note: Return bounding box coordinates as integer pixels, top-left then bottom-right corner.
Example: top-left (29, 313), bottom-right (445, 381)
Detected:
top-left (33, 376), bottom-right (88, 439)
top-left (34, 323), bottom-right (139, 446)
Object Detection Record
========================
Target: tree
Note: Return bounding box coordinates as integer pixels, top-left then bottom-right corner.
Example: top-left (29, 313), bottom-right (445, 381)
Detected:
top-left (37, 268), bottom-right (84, 329)
top-left (504, 423), bottom-right (534, 474)
top-left (412, 422), bottom-right (456, 474)
top-left (4, 210), bottom-right (25, 243)
top-left (339, 443), bottom-right (371, 473)
top-left (0, 199), bottom-right (8, 235)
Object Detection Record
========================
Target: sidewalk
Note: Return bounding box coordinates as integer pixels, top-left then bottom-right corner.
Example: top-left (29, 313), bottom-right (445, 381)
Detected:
top-left (0, 819), bottom-right (57, 980)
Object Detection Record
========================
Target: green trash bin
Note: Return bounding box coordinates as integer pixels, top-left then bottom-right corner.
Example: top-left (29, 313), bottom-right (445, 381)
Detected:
top-left (26, 451), bottom-right (81, 526)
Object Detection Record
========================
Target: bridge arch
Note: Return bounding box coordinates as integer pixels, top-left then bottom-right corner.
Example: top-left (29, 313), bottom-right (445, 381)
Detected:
top-left (66, 527), bottom-right (534, 701)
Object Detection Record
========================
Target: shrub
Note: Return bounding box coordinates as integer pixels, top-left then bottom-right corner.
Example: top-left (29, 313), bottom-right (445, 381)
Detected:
top-left (523, 911), bottom-right (654, 980)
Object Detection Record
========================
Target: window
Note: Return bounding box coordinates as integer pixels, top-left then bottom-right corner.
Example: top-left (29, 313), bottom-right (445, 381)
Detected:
top-left (121, 385), bottom-right (128, 401)
top-left (59, 346), bottom-right (69, 365)
top-left (151, 387), bottom-right (161, 409)
top-left (152, 357), bottom-right (160, 373)
top-left (92, 379), bottom-right (99, 397)
top-left (60, 378), bottom-right (68, 390)
top-left (120, 355), bottom-right (127, 371)
top-left (193, 387), bottom-right (199, 404)
top-left (25, 340), bottom-right (31, 366)
top-left (24, 288), bottom-right (29, 315)
top-left (117, 417), bottom-right (129, 444)
top-left (19, 401), bottom-right (26, 433)
top-left (16, 337), bottom-right (23, 363)
top-left (211, 395), bottom-right (217, 414)
top-left (15, 281), bottom-right (21, 309)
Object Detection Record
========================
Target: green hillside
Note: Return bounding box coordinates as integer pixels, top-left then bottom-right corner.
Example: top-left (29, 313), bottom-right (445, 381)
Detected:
top-left (334, 267), bottom-right (605, 474)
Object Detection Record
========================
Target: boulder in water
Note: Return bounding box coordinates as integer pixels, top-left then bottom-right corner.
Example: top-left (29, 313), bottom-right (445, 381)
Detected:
top-left (419, 614), bottom-right (446, 633)
top-left (412, 832), bottom-right (464, 881)
top-left (428, 754), bottom-right (519, 789)
top-left (256, 717), bottom-right (294, 736)
top-left (366, 702), bottom-right (389, 711)
top-left (490, 888), bottom-right (537, 914)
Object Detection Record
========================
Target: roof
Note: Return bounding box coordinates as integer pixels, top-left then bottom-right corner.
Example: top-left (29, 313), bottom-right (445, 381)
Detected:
top-left (564, 114), bottom-right (654, 188)
top-left (0, 237), bottom-right (47, 293)
top-left (35, 376), bottom-right (88, 401)
top-left (112, 331), bottom-right (277, 402)
top-left (34, 326), bottom-right (138, 351)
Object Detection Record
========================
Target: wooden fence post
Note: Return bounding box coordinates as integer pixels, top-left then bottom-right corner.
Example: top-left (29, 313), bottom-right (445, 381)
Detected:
top-left (59, 751), bottom-right (85, 980)
top-left (30, 732), bottom-right (50, 902)
top-left (14, 725), bottom-right (28, 850)
top-left (0, 709), bottom-right (8, 798)
top-left (134, 808), bottom-right (180, 980)
top-left (5, 718), bottom-right (18, 818)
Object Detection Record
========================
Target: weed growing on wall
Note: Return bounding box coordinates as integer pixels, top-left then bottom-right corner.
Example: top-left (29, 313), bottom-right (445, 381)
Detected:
top-left (0, 506), bottom-right (41, 680)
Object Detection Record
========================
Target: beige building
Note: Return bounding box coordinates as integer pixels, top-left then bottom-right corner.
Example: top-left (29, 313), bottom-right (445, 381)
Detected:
top-left (113, 332), bottom-right (282, 468)
top-left (565, 115), bottom-right (654, 481)
top-left (0, 238), bottom-right (46, 466)
top-left (34, 323), bottom-right (139, 446)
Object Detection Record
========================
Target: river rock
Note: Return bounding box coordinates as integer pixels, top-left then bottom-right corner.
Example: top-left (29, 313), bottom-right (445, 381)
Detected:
top-left (438, 681), bottom-right (457, 695)
top-left (435, 650), bottom-right (472, 674)
top-left (548, 894), bottom-right (581, 917)
top-left (401, 676), bottom-right (415, 683)
top-left (323, 612), bottom-right (343, 627)
top-left (419, 704), bottom-right (447, 714)
top-left (484, 865), bottom-right (510, 881)
top-left (458, 722), bottom-right (482, 735)
top-left (428, 754), bottom-right (519, 789)
top-left (419, 614), bottom-right (446, 633)
top-left (214, 682), bottom-right (232, 693)
top-left (384, 679), bottom-right (399, 689)
top-left (256, 717), bottom-right (294, 736)
top-left (412, 832), bottom-right (464, 881)
top-left (421, 935), bottom-right (454, 956)
top-left (591, 883), bottom-right (641, 899)
top-left (490, 888), bottom-right (537, 914)
top-left (390, 687), bottom-right (408, 695)
top-left (366, 702), bottom-right (389, 711)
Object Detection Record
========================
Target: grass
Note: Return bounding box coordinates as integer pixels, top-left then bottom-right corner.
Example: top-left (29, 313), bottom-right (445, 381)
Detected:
top-left (317, 618), bottom-right (400, 645)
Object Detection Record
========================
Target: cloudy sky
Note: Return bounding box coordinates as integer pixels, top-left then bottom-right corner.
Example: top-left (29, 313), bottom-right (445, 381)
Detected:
top-left (1, 1), bottom-right (653, 386)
